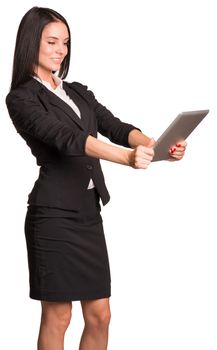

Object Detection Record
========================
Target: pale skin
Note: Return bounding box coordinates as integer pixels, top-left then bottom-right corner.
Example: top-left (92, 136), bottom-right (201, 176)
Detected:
top-left (35, 20), bottom-right (187, 350)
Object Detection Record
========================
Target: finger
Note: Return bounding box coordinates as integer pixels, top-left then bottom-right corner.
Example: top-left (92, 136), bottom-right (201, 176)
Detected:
top-left (170, 153), bottom-right (183, 160)
top-left (141, 146), bottom-right (155, 157)
top-left (170, 141), bottom-right (187, 153)
top-left (146, 137), bottom-right (156, 148)
top-left (135, 152), bottom-right (153, 162)
top-left (173, 148), bottom-right (185, 154)
top-left (138, 162), bottom-right (151, 169)
top-left (169, 147), bottom-right (185, 155)
top-left (176, 141), bottom-right (187, 147)
top-left (142, 153), bottom-right (153, 161)
top-left (135, 156), bottom-right (152, 166)
top-left (134, 156), bottom-right (151, 168)
top-left (167, 157), bottom-right (177, 162)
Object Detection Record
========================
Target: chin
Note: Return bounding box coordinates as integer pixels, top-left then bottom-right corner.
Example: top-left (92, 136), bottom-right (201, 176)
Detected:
top-left (51, 64), bottom-right (61, 71)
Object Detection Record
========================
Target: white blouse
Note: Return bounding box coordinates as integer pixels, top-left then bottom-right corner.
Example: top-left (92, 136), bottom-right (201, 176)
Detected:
top-left (34, 75), bottom-right (94, 190)
top-left (34, 75), bottom-right (81, 117)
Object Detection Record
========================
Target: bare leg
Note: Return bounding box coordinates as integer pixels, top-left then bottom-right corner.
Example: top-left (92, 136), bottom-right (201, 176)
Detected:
top-left (37, 301), bottom-right (72, 350)
top-left (79, 298), bottom-right (111, 350)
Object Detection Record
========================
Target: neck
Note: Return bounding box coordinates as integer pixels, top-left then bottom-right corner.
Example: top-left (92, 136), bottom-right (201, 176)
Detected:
top-left (36, 74), bottom-right (58, 89)
top-left (35, 68), bottom-right (57, 86)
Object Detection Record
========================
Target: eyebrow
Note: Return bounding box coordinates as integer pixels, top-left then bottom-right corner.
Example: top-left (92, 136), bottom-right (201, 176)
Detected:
top-left (46, 36), bottom-right (69, 41)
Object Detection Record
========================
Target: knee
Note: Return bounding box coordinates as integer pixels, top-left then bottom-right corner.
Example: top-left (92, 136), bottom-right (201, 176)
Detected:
top-left (41, 302), bottom-right (72, 334)
top-left (56, 306), bottom-right (72, 331)
top-left (85, 308), bottom-right (111, 332)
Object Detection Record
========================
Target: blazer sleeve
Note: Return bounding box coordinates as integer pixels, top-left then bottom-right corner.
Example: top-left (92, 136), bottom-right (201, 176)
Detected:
top-left (72, 82), bottom-right (141, 148)
top-left (6, 87), bottom-right (90, 156)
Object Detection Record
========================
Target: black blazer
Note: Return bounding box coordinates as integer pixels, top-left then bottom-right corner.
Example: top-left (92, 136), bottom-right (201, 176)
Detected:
top-left (6, 78), bottom-right (139, 210)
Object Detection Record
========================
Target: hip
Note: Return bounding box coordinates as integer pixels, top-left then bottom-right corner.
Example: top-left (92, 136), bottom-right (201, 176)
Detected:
top-left (25, 188), bottom-right (102, 228)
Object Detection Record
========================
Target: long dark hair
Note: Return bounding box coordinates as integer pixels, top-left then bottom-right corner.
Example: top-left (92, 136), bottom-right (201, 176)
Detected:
top-left (10, 6), bottom-right (71, 90)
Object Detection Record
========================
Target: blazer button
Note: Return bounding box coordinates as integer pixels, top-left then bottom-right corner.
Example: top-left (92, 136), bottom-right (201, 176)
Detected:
top-left (86, 164), bottom-right (93, 170)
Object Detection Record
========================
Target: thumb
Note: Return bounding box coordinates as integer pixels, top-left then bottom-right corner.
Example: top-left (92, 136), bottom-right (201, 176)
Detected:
top-left (147, 137), bottom-right (156, 148)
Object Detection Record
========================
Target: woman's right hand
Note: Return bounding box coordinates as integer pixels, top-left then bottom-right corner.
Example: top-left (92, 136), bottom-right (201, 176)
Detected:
top-left (128, 138), bottom-right (155, 169)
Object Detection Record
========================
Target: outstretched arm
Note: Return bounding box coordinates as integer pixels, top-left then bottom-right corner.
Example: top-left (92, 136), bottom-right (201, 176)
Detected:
top-left (85, 135), bottom-right (154, 169)
top-left (128, 129), bottom-right (153, 148)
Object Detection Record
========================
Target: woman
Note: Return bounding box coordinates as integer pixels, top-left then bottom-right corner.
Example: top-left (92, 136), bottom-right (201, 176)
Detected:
top-left (6, 6), bottom-right (186, 350)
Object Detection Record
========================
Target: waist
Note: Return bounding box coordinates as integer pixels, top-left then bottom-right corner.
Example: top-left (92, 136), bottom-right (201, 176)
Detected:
top-left (27, 188), bottom-right (101, 219)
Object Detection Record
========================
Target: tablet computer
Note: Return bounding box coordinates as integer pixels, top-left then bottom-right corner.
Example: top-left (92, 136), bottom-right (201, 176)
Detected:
top-left (152, 109), bottom-right (209, 162)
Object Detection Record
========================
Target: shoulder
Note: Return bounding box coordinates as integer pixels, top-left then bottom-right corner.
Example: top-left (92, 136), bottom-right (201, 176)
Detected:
top-left (65, 81), bottom-right (88, 92)
top-left (6, 79), bottom-right (42, 106)
top-left (64, 81), bottom-right (96, 103)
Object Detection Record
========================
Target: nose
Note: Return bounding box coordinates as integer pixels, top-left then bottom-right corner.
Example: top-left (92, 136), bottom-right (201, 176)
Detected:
top-left (56, 43), bottom-right (67, 55)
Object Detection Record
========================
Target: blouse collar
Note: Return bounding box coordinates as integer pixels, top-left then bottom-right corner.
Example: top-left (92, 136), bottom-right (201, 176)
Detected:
top-left (33, 74), bottom-right (63, 91)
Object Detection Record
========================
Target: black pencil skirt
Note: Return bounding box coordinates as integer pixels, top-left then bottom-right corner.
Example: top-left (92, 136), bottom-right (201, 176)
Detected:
top-left (24, 188), bottom-right (111, 302)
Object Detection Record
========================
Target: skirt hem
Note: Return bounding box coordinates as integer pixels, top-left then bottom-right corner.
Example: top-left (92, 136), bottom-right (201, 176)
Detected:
top-left (29, 291), bottom-right (111, 302)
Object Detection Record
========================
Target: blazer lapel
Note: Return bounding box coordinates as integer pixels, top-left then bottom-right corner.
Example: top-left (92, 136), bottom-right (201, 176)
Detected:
top-left (63, 82), bottom-right (90, 130)
top-left (45, 88), bottom-right (85, 130)
top-left (25, 78), bottom-right (88, 131)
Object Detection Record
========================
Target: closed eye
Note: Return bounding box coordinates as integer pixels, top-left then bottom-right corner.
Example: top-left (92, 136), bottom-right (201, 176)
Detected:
top-left (48, 41), bottom-right (69, 46)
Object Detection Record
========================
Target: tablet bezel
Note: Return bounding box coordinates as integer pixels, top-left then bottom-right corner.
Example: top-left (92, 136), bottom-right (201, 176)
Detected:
top-left (152, 109), bottom-right (209, 162)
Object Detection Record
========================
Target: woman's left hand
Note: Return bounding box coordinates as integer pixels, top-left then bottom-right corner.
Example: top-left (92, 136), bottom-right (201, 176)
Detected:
top-left (168, 140), bottom-right (187, 161)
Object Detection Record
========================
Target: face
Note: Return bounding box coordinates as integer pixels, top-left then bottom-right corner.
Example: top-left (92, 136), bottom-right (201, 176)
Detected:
top-left (36, 21), bottom-right (69, 80)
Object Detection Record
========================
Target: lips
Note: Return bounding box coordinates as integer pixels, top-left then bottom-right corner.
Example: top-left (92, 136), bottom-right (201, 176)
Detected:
top-left (51, 58), bottom-right (62, 64)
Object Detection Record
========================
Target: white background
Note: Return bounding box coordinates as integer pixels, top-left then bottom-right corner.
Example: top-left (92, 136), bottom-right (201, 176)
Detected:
top-left (1, 0), bottom-right (217, 349)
